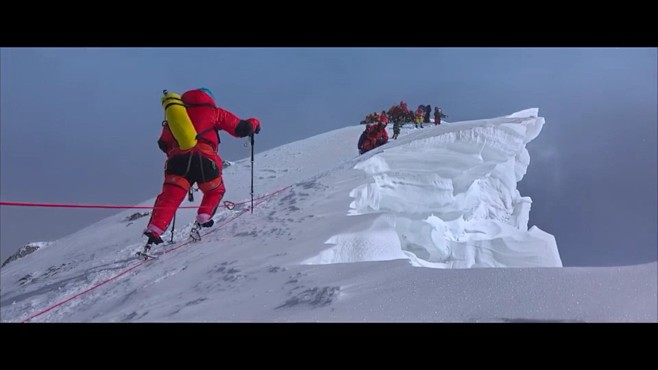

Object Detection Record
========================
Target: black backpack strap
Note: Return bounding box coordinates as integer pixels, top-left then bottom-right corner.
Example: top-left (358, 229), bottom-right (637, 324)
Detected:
top-left (186, 103), bottom-right (216, 109)
top-left (195, 126), bottom-right (221, 145)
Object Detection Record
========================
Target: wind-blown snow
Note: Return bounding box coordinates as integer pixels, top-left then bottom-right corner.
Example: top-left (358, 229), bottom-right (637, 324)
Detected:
top-left (1, 108), bottom-right (655, 322)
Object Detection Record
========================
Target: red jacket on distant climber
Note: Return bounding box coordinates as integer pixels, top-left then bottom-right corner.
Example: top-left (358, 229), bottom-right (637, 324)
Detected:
top-left (374, 122), bottom-right (388, 146)
top-left (434, 107), bottom-right (443, 125)
top-left (358, 123), bottom-right (388, 155)
top-left (378, 111), bottom-right (389, 125)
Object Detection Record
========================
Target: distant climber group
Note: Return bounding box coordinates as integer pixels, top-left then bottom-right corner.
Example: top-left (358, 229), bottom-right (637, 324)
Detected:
top-left (358, 101), bottom-right (447, 155)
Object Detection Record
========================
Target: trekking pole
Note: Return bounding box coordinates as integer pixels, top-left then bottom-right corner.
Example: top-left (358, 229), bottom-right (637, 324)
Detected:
top-left (250, 133), bottom-right (255, 214)
top-left (170, 212), bottom-right (176, 244)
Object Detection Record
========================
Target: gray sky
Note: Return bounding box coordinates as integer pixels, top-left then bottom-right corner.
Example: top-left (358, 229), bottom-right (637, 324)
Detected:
top-left (1, 47), bottom-right (656, 267)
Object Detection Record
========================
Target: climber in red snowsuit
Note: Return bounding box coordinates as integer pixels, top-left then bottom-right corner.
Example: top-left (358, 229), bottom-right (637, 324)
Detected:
top-left (144, 88), bottom-right (261, 245)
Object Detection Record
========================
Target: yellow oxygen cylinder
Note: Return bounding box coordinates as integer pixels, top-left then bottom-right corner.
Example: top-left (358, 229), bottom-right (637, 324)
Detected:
top-left (161, 90), bottom-right (198, 150)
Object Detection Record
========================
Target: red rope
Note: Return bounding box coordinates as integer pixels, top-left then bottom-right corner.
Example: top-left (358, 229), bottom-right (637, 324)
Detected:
top-left (0, 198), bottom-right (258, 209)
top-left (19, 186), bottom-right (291, 323)
top-left (0, 201), bottom-right (198, 209)
top-left (21, 262), bottom-right (147, 322)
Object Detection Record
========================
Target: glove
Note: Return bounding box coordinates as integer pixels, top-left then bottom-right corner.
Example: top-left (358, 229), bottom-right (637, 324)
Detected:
top-left (235, 120), bottom-right (253, 137)
top-left (247, 118), bottom-right (261, 134)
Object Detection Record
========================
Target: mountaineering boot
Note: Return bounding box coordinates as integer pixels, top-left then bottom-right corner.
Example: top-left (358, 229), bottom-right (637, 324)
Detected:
top-left (144, 231), bottom-right (164, 245)
top-left (143, 231), bottom-right (163, 252)
top-left (190, 219), bottom-right (214, 242)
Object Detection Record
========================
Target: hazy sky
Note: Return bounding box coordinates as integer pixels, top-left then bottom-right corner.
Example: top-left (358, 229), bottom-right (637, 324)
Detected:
top-left (1, 47), bottom-right (656, 266)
